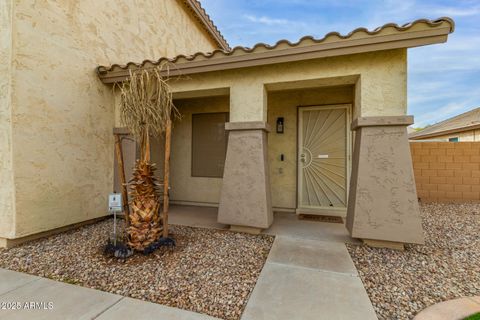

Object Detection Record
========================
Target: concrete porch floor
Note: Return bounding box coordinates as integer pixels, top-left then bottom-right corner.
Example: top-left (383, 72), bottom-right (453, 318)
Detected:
top-left (169, 204), bottom-right (360, 244)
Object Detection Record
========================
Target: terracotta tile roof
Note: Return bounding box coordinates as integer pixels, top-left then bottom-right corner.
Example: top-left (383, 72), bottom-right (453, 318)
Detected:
top-left (409, 107), bottom-right (480, 139)
top-left (97, 17), bottom-right (454, 82)
top-left (180, 0), bottom-right (230, 50)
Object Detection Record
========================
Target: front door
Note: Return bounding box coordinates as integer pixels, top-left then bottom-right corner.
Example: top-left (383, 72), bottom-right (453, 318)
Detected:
top-left (297, 105), bottom-right (349, 216)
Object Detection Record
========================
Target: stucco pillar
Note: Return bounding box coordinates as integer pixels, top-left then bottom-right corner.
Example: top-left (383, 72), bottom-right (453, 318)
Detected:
top-left (346, 116), bottom-right (424, 246)
top-left (218, 122), bottom-right (273, 231)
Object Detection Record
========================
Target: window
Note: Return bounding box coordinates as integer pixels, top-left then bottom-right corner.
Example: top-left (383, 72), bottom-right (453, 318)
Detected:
top-left (191, 112), bottom-right (229, 178)
top-left (448, 137), bottom-right (459, 142)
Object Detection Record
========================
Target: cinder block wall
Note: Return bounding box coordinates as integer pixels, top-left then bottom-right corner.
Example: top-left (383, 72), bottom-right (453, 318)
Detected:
top-left (410, 142), bottom-right (480, 202)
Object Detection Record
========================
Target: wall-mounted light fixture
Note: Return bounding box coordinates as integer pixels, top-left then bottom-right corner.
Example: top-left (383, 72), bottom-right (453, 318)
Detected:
top-left (276, 117), bottom-right (284, 134)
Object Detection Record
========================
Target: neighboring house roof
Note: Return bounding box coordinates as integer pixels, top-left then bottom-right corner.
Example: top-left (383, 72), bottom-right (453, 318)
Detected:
top-left (409, 107), bottom-right (480, 140)
top-left (97, 17), bottom-right (454, 84)
top-left (179, 0), bottom-right (230, 51)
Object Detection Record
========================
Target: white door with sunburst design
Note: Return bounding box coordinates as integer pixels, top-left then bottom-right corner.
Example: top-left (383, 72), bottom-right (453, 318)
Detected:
top-left (297, 105), bottom-right (350, 216)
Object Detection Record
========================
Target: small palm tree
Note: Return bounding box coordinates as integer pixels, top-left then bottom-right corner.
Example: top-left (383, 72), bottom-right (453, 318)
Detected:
top-left (117, 65), bottom-right (178, 251)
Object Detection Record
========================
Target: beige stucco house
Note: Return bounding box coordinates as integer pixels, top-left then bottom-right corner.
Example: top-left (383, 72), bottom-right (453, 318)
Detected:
top-left (409, 107), bottom-right (480, 141)
top-left (1, 0), bottom-right (454, 248)
top-left (0, 0), bottom-right (228, 247)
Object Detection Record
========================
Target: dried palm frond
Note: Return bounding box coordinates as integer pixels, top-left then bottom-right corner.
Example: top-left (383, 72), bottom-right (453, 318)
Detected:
top-left (117, 64), bottom-right (180, 144)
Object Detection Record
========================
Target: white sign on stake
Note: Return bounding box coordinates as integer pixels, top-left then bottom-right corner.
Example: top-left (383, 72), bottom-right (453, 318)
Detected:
top-left (109, 193), bottom-right (122, 212)
top-left (108, 193), bottom-right (123, 247)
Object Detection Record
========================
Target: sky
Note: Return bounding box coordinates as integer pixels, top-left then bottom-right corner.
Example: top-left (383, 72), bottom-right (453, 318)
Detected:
top-left (200, 0), bottom-right (480, 128)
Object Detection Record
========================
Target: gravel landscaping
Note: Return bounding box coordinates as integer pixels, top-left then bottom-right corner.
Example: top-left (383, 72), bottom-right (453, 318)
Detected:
top-left (0, 219), bottom-right (274, 320)
top-left (347, 202), bottom-right (480, 320)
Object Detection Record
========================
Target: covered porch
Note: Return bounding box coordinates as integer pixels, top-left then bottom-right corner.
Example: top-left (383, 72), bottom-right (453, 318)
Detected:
top-left (167, 82), bottom-right (356, 215)
top-left (99, 18), bottom-right (454, 247)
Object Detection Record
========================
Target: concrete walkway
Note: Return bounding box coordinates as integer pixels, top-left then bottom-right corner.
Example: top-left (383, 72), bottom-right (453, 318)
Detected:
top-left (0, 269), bottom-right (219, 320)
top-left (172, 205), bottom-right (377, 320)
top-left (241, 236), bottom-right (377, 320)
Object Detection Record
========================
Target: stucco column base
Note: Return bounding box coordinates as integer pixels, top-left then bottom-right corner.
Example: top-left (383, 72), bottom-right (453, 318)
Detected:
top-left (363, 239), bottom-right (405, 251)
top-left (230, 225), bottom-right (262, 235)
top-left (346, 116), bottom-right (424, 245)
top-left (218, 122), bottom-right (273, 229)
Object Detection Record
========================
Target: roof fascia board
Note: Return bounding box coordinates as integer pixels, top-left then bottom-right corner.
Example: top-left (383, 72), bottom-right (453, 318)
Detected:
top-left (181, 0), bottom-right (230, 50)
top-left (99, 27), bottom-right (450, 84)
top-left (177, 27), bottom-right (450, 67)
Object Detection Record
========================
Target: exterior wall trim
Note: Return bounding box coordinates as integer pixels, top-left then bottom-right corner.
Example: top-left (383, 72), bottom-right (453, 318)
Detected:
top-left (113, 127), bottom-right (130, 135)
top-left (225, 121), bottom-right (271, 132)
top-left (351, 115), bottom-right (414, 130)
